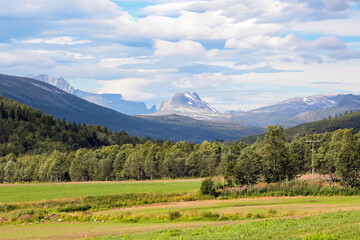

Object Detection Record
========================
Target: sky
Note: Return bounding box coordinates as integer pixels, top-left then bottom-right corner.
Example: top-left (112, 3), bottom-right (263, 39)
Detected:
top-left (0, 0), bottom-right (360, 112)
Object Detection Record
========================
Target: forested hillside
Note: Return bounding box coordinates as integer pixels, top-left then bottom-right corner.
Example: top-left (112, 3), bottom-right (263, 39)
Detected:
top-left (0, 96), bottom-right (150, 157)
top-left (240, 110), bottom-right (360, 144)
top-left (1, 95), bottom-right (359, 187)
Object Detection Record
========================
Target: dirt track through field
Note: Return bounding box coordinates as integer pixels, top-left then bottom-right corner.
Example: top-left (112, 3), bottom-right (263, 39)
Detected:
top-left (103, 196), bottom-right (334, 212)
top-left (1, 196), bottom-right (359, 239)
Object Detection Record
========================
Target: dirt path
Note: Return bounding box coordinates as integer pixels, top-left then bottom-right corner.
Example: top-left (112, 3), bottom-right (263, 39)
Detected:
top-left (103, 196), bottom-right (328, 212)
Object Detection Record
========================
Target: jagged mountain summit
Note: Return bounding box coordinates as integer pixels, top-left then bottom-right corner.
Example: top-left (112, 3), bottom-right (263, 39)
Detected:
top-left (152, 92), bottom-right (225, 121)
top-left (28, 74), bottom-right (155, 115)
top-left (28, 74), bottom-right (75, 94)
top-left (158, 92), bottom-right (219, 114)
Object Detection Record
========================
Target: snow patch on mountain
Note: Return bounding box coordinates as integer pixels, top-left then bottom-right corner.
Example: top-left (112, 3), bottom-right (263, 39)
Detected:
top-left (28, 74), bottom-right (75, 94)
top-left (158, 92), bottom-right (219, 114)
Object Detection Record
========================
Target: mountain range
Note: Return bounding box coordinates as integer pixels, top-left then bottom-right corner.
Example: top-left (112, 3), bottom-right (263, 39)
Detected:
top-left (0, 73), bottom-right (263, 143)
top-left (151, 91), bottom-right (360, 128)
top-left (29, 74), bottom-right (156, 115)
top-left (27, 74), bottom-right (360, 129)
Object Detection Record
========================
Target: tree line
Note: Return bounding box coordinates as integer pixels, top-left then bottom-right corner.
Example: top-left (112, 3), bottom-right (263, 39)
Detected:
top-left (0, 96), bottom-right (359, 186)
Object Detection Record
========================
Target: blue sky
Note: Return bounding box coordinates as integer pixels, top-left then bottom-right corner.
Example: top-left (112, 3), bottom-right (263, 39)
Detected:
top-left (0, 0), bottom-right (360, 111)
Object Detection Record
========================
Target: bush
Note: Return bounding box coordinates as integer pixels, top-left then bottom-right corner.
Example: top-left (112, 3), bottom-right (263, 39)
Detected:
top-left (200, 178), bottom-right (216, 196)
top-left (57, 205), bottom-right (91, 212)
top-left (168, 211), bottom-right (181, 220)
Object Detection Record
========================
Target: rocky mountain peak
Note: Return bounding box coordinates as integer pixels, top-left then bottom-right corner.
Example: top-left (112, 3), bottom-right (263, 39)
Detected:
top-left (28, 74), bottom-right (75, 94)
top-left (158, 92), bottom-right (219, 114)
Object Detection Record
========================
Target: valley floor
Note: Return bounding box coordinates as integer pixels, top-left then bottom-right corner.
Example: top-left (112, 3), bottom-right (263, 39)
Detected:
top-left (0, 195), bottom-right (359, 239)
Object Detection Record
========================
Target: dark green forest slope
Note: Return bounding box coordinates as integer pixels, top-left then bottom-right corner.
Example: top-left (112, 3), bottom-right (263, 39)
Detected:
top-left (240, 110), bottom-right (360, 144)
top-left (0, 95), bottom-right (148, 156)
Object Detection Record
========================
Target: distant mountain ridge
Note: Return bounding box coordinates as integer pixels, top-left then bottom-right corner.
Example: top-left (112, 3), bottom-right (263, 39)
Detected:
top-left (29, 74), bottom-right (156, 115)
top-left (228, 93), bottom-right (360, 127)
top-left (148, 91), bottom-right (360, 126)
top-left (0, 73), bottom-right (263, 143)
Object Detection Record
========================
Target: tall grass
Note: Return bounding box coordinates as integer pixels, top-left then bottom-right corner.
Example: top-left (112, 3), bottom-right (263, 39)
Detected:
top-left (217, 180), bottom-right (360, 198)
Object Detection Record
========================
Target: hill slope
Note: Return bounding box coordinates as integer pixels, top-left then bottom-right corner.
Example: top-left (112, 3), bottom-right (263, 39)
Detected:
top-left (239, 110), bottom-right (360, 144)
top-left (29, 74), bottom-right (155, 115)
top-left (0, 74), bottom-right (263, 143)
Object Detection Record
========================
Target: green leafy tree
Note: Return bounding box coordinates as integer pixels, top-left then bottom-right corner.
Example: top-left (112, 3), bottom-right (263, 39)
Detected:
top-left (332, 129), bottom-right (360, 186)
top-left (234, 147), bottom-right (261, 185)
top-left (262, 126), bottom-right (289, 183)
top-left (69, 149), bottom-right (88, 181)
top-left (48, 150), bottom-right (69, 182)
top-left (4, 160), bottom-right (16, 183)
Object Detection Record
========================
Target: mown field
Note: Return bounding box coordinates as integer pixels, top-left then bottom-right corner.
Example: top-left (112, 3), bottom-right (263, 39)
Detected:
top-left (0, 180), bottom-right (359, 239)
top-left (0, 180), bottom-right (201, 203)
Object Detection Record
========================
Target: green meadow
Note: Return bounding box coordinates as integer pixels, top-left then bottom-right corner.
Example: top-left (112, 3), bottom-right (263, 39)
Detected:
top-left (0, 180), bottom-right (201, 203)
top-left (96, 210), bottom-right (360, 240)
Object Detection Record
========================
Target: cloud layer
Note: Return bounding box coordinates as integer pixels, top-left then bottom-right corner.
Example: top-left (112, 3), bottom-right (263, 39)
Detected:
top-left (0, 0), bottom-right (360, 111)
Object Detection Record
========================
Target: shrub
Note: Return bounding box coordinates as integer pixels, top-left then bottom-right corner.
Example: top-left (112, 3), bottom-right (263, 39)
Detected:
top-left (57, 205), bottom-right (91, 212)
top-left (168, 211), bottom-right (181, 220)
top-left (200, 178), bottom-right (216, 196)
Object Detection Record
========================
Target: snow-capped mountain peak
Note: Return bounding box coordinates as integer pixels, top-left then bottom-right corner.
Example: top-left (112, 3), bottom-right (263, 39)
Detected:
top-left (301, 93), bottom-right (344, 108)
top-left (28, 74), bottom-right (75, 94)
top-left (158, 92), bottom-right (219, 114)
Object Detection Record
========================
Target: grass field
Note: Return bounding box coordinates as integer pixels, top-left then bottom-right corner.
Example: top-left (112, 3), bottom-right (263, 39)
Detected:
top-left (96, 210), bottom-right (360, 240)
top-left (0, 180), bottom-right (359, 239)
top-left (0, 195), bottom-right (359, 239)
top-left (0, 180), bottom-right (201, 203)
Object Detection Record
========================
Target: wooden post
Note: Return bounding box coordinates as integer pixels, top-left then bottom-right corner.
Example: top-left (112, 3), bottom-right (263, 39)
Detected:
top-left (305, 140), bottom-right (320, 179)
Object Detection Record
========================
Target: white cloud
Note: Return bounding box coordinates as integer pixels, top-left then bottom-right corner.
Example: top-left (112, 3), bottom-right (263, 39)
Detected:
top-left (154, 39), bottom-right (206, 57)
top-left (27, 49), bottom-right (94, 60)
top-left (292, 17), bottom-right (360, 36)
top-left (305, 36), bottom-right (347, 50)
top-left (139, 1), bottom-right (200, 16)
top-left (99, 57), bottom-right (157, 68)
top-left (225, 34), bottom-right (296, 50)
top-left (96, 78), bottom-right (155, 100)
top-left (173, 72), bottom-right (232, 88)
top-left (23, 36), bottom-right (90, 45)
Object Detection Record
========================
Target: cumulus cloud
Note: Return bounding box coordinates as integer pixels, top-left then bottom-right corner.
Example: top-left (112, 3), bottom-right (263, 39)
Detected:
top-left (225, 34), bottom-right (296, 50)
top-left (1, 0), bottom-right (360, 110)
top-left (305, 36), bottom-right (348, 50)
top-left (173, 72), bottom-right (232, 88)
top-left (154, 40), bottom-right (207, 57)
